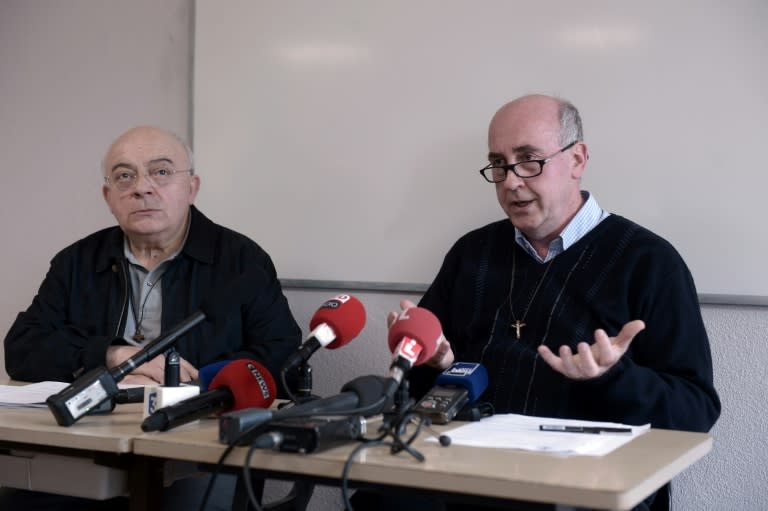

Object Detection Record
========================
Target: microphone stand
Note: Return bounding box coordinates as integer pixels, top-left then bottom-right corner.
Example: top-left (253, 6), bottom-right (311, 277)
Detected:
top-left (294, 362), bottom-right (322, 404)
top-left (278, 361), bottom-right (322, 409)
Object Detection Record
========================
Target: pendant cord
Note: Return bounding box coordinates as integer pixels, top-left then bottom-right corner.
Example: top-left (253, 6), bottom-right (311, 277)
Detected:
top-left (131, 276), bottom-right (162, 341)
top-left (507, 247), bottom-right (554, 340)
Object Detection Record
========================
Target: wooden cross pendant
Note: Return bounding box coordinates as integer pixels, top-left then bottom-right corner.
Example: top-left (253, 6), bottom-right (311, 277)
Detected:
top-left (512, 320), bottom-right (526, 340)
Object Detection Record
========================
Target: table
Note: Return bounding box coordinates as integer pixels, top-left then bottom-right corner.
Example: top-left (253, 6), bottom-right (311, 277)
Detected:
top-left (0, 404), bottom-right (712, 511)
top-left (133, 416), bottom-right (712, 510)
top-left (0, 403), bottom-right (141, 501)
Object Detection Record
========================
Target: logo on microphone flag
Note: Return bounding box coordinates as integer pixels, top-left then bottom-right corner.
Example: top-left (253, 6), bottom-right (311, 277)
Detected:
top-left (397, 337), bottom-right (423, 365)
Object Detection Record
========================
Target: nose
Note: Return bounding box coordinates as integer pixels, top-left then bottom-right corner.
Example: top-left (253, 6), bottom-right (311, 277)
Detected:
top-left (132, 171), bottom-right (156, 195)
top-left (499, 168), bottom-right (525, 190)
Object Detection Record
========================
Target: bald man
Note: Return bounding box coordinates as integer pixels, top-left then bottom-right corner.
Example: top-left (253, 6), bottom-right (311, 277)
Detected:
top-left (358, 95), bottom-right (720, 511)
top-left (5, 125), bottom-right (300, 389)
top-left (3, 126), bottom-right (302, 509)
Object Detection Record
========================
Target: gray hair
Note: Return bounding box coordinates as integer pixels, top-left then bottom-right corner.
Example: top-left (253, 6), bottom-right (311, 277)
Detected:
top-left (557, 98), bottom-right (583, 146)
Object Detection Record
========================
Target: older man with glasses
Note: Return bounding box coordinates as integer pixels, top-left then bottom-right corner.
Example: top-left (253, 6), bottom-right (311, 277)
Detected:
top-left (353, 94), bottom-right (721, 511)
top-left (3, 126), bottom-right (302, 509)
top-left (7, 125), bottom-right (301, 384)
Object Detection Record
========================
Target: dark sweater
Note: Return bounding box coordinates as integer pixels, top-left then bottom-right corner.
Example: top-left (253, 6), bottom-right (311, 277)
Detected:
top-left (410, 215), bottom-right (720, 432)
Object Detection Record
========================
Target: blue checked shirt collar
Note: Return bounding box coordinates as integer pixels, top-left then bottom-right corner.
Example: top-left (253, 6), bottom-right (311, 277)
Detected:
top-left (514, 191), bottom-right (610, 263)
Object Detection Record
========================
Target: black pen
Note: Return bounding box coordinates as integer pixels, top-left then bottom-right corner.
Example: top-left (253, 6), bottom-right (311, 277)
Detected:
top-left (539, 425), bottom-right (632, 434)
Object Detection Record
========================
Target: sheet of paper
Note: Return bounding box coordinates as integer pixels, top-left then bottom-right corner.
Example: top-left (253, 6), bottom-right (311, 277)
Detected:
top-left (0, 381), bottom-right (69, 407)
top-left (436, 413), bottom-right (650, 456)
top-left (0, 381), bottom-right (145, 408)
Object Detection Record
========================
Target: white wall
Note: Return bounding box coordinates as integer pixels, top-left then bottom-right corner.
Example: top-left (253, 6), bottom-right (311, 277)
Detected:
top-left (1, 2), bottom-right (766, 510)
top-left (193, 0), bottom-right (768, 299)
top-left (0, 0), bottom-right (192, 351)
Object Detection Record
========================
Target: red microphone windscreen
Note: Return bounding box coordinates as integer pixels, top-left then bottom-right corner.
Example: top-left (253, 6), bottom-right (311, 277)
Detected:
top-left (209, 359), bottom-right (277, 412)
top-left (387, 307), bottom-right (442, 366)
top-left (308, 294), bottom-right (366, 349)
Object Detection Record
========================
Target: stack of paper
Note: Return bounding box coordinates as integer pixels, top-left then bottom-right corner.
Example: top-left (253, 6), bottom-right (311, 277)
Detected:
top-left (0, 382), bottom-right (146, 409)
top-left (439, 413), bottom-right (649, 456)
top-left (0, 381), bottom-right (69, 408)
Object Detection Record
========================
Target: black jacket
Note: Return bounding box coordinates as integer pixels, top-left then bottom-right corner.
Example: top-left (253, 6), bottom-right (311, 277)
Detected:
top-left (4, 206), bottom-right (301, 385)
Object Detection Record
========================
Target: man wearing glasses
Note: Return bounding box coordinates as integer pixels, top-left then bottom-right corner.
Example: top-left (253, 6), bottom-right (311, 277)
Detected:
top-left (3, 126), bottom-right (301, 508)
top-left (6, 125), bottom-right (300, 384)
top-left (360, 95), bottom-right (720, 511)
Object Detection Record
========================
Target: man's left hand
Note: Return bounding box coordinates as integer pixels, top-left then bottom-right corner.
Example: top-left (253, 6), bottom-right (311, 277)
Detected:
top-left (537, 320), bottom-right (645, 380)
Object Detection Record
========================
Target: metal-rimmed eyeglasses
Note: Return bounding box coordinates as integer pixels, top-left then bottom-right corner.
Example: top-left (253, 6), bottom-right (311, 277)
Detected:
top-left (478, 141), bottom-right (577, 183)
top-left (104, 167), bottom-right (194, 191)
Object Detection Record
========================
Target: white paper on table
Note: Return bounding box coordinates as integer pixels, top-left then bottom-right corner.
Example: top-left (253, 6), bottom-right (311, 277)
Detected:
top-left (434, 413), bottom-right (650, 456)
top-left (0, 381), bottom-right (70, 408)
top-left (0, 381), bottom-right (145, 408)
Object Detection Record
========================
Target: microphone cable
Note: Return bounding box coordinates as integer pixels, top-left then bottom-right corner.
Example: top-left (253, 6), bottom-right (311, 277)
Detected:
top-left (338, 389), bottom-right (452, 511)
top-left (196, 437), bottom-right (242, 511)
top-left (197, 414), bottom-right (279, 511)
top-left (280, 364), bottom-right (300, 406)
top-left (201, 390), bottom-right (391, 511)
top-left (243, 441), bottom-right (268, 511)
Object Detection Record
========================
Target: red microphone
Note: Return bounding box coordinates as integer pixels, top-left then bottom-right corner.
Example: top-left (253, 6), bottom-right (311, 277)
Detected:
top-left (387, 307), bottom-right (441, 384)
top-left (141, 359), bottom-right (276, 432)
top-left (282, 294), bottom-right (366, 371)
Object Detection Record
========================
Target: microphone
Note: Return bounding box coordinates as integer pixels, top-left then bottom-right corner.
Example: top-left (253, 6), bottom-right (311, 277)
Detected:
top-left (113, 386), bottom-right (146, 404)
top-left (219, 308), bottom-right (441, 445)
top-left (116, 357), bottom-right (230, 408)
top-left (46, 271), bottom-right (257, 427)
top-left (413, 362), bottom-right (489, 424)
top-left (197, 359), bottom-right (232, 391)
top-left (281, 294), bottom-right (366, 372)
top-left (386, 307), bottom-right (441, 386)
top-left (219, 374), bottom-right (389, 445)
top-left (250, 415), bottom-right (367, 453)
top-left (47, 312), bottom-right (207, 426)
top-left (142, 359), bottom-right (231, 418)
top-left (164, 348), bottom-right (181, 387)
top-left (141, 359), bottom-right (276, 432)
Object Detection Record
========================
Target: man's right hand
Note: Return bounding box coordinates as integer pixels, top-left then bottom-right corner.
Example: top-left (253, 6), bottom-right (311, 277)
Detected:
top-left (388, 299), bottom-right (454, 370)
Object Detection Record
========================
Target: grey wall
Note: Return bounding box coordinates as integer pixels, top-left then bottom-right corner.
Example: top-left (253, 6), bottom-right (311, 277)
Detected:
top-left (1, 2), bottom-right (766, 510)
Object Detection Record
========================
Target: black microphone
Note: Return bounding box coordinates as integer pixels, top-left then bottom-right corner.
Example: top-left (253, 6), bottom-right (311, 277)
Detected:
top-left (46, 270), bottom-right (260, 427)
top-left (142, 359), bottom-right (276, 432)
top-left (219, 374), bottom-right (389, 445)
top-left (142, 358), bottom-right (232, 417)
top-left (250, 415), bottom-right (367, 453)
top-left (46, 311), bottom-right (208, 426)
top-left (113, 386), bottom-right (146, 404)
top-left (164, 348), bottom-right (181, 387)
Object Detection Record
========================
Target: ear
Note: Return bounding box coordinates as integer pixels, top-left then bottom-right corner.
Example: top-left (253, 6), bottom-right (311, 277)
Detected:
top-left (102, 184), bottom-right (116, 215)
top-left (570, 142), bottom-right (589, 179)
top-left (187, 174), bottom-right (201, 203)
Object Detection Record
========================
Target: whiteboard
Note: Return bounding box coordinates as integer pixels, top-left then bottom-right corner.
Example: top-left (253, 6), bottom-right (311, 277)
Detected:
top-left (193, 0), bottom-right (768, 298)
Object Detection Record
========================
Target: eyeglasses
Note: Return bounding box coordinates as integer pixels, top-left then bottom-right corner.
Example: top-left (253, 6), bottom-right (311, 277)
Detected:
top-left (478, 141), bottom-right (577, 183)
top-left (104, 167), bottom-right (193, 191)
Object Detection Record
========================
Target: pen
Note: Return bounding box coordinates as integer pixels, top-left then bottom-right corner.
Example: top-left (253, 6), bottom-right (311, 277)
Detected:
top-left (539, 425), bottom-right (632, 434)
